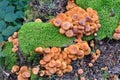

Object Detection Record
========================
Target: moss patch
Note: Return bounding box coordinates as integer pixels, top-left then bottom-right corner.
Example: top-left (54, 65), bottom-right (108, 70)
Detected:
top-left (0, 42), bottom-right (17, 70)
top-left (18, 22), bottom-right (74, 55)
top-left (76, 0), bottom-right (120, 40)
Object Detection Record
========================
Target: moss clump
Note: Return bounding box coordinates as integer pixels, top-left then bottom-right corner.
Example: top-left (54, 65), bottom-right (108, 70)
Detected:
top-left (18, 22), bottom-right (74, 55)
top-left (76, 0), bottom-right (120, 40)
top-left (0, 42), bottom-right (17, 70)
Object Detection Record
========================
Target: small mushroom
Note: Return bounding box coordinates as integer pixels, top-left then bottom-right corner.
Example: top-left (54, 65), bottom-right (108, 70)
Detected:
top-left (32, 67), bottom-right (40, 75)
top-left (53, 18), bottom-right (62, 27)
top-left (43, 48), bottom-right (50, 54)
top-left (88, 63), bottom-right (93, 67)
top-left (35, 18), bottom-right (42, 22)
top-left (61, 22), bottom-right (71, 30)
top-left (8, 37), bottom-right (14, 42)
top-left (68, 45), bottom-right (78, 54)
top-left (40, 70), bottom-right (45, 77)
top-left (66, 65), bottom-right (73, 72)
top-left (59, 28), bottom-right (66, 34)
top-left (35, 47), bottom-right (43, 53)
top-left (77, 68), bottom-right (83, 75)
top-left (11, 65), bottom-right (20, 73)
top-left (43, 55), bottom-right (51, 62)
top-left (65, 30), bottom-right (74, 37)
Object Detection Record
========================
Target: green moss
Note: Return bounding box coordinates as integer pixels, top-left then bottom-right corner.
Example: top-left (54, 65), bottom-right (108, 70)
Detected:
top-left (0, 42), bottom-right (17, 70)
top-left (76, 0), bottom-right (120, 40)
top-left (18, 22), bottom-right (74, 55)
top-left (30, 73), bottom-right (39, 80)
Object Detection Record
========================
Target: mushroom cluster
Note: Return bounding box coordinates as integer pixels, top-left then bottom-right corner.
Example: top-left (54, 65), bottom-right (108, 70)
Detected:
top-left (89, 40), bottom-right (101, 65)
top-left (11, 66), bottom-right (31, 80)
top-left (113, 22), bottom-right (120, 40)
top-left (50, 4), bottom-right (101, 38)
top-left (35, 39), bottom-right (91, 76)
top-left (8, 32), bottom-right (19, 53)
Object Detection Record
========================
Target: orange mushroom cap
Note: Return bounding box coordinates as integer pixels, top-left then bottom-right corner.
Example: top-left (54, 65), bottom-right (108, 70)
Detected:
top-left (59, 28), bottom-right (66, 34)
top-left (65, 30), bottom-right (74, 37)
top-left (40, 70), bottom-right (45, 77)
top-left (68, 45), bottom-right (78, 54)
top-left (32, 67), bottom-right (40, 75)
top-left (77, 68), bottom-right (83, 75)
top-left (43, 48), bottom-right (51, 54)
top-left (35, 47), bottom-right (43, 53)
top-left (11, 65), bottom-right (20, 73)
top-left (66, 65), bottom-right (73, 72)
top-left (53, 18), bottom-right (62, 27)
top-left (61, 22), bottom-right (71, 30)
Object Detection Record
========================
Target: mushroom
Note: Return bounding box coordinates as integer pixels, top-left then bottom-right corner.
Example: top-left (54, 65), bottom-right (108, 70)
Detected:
top-left (43, 55), bottom-right (51, 62)
top-left (35, 18), bottom-right (42, 22)
top-left (43, 48), bottom-right (51, 54)
top-left (21, 71), bottom-right (31, 78)
top-left (68, 45), bottom-right (79, 54)
top-left (48, 59), bottom-right (56, 68)
top-left (11, 65), bottom-right (20, 73)
top-left (40, 70), bottom-right (45, 77)
top-left (51, 47), bottom-right (60, 53)
top-left (59, 28), bottom-right (66, 34)
top-left (80, 77), bottom-right (86, 80)
top-left (77, 68), bottom-right (83, 75)
top-left (88, 63), bottom-right (93, 67)
top-left (113, 33), bottom-right (120, 40)
top-left (12, 47), bottom-right (18, 53)
top-left (61, 62), bottom-right (67, 69)
top-left (35, 47), bottom-right (43, 53)
top-left (32, 67), bottom-right (40, 75)
top-left (8, 37), bottom-right (14, 42)
top-left (56, 70), bottom-right (63, 77)
top-left (66, 65), bottom-right (73, 72)
top-left (55, 60), bottom-right (61, 67)
top-left (39, 60), bottom-right (46, 65)
top-left (65, 30), bottom-right (74, 37)
top-left (53, 18), bottom-right (62, 27)
top-left (61, 22), bottom-right (71, 30)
